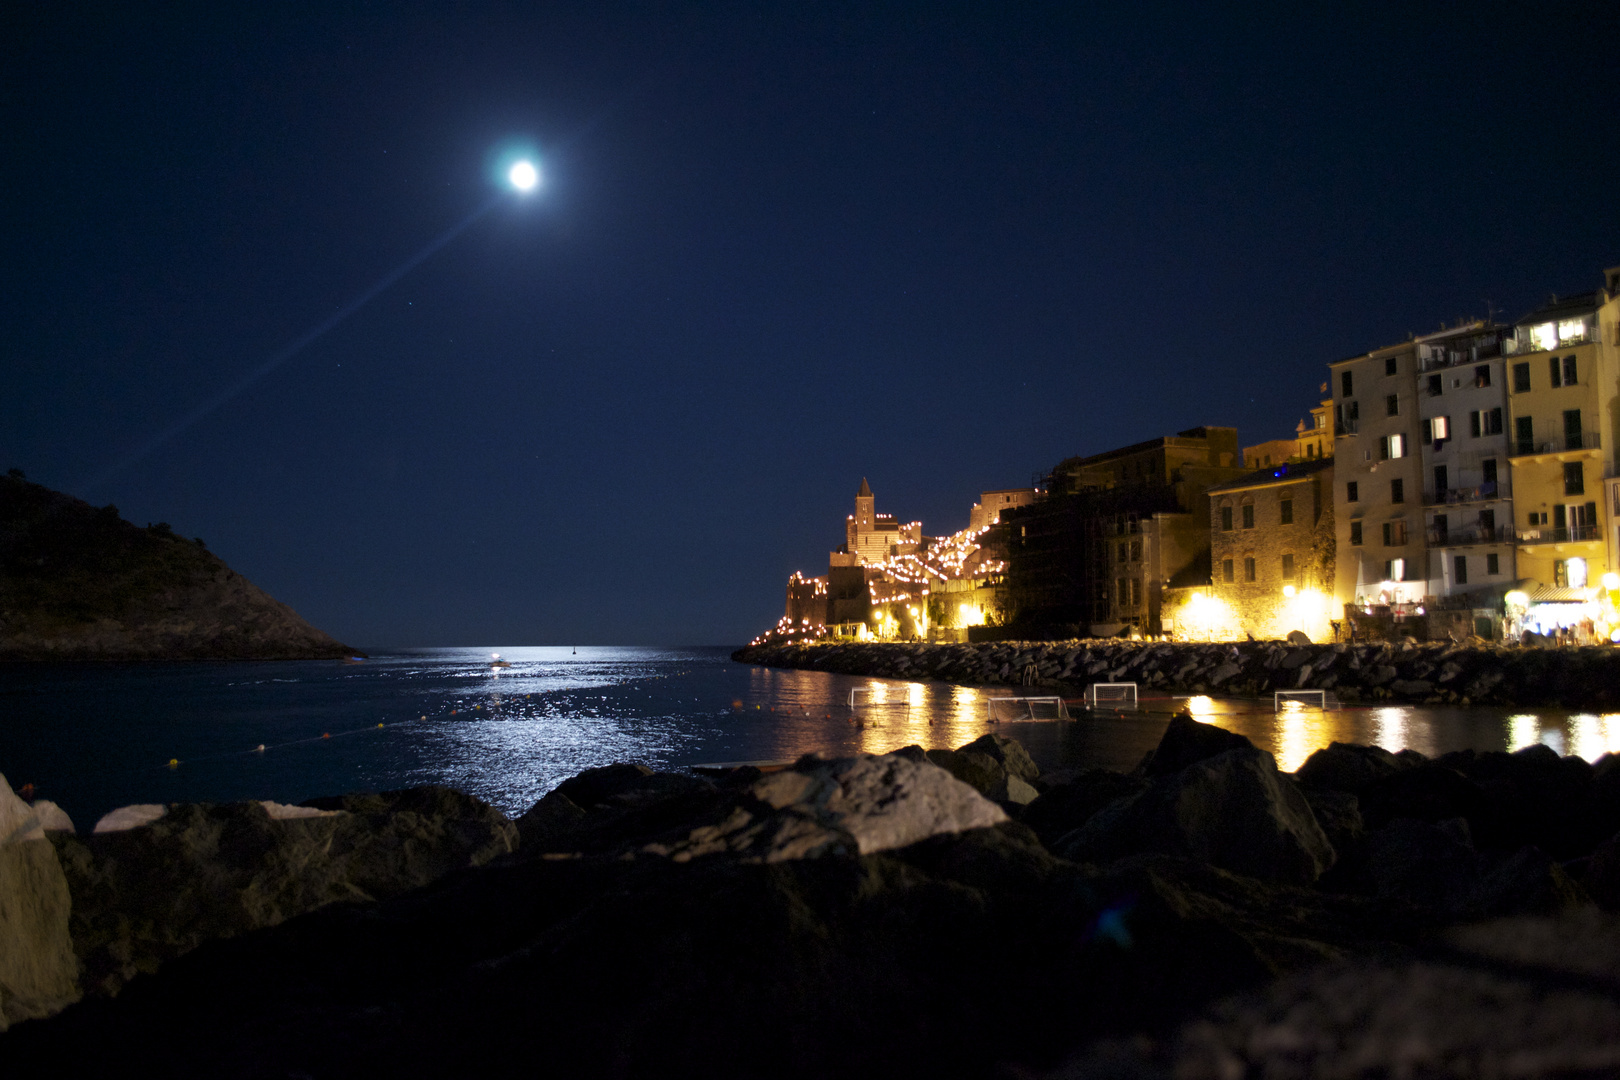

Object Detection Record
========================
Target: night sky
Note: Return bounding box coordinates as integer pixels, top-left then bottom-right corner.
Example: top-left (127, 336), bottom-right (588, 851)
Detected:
top-left (5, 5), bottom-right (1617, 647)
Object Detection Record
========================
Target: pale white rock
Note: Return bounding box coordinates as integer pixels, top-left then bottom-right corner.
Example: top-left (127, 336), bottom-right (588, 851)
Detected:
top-left (31, 800), bottom-right (75, 834)
top-left (0, 773), bottom-right (45, 846)
top-left (752, 753), bottom-right (1009, 856)
top-left (0, 774), bottom-right (80, 1029)
top-left (93, 804), bottom-right (168, 834)
top-left (259, 801), bottom-right (342, 821)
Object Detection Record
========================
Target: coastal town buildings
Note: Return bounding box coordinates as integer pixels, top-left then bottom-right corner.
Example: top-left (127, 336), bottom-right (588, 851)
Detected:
top-left (1164, 457), bottom-right (1336, 641)
top-left (759, 265), bottom-right (1620, 649)
top-left (1503, 276), bottom-right (1620, 640)
top-left (1241, 396), bottom-right (1335, 469)
top-left (1413, 322), bottom-right (1517, 639)
top-left (1330, 339), bottom-right (1431, 637)
top-left (1001, 428), bottom-right (1247, 636)
top-left (770, 479), bottom-right (1005, 644)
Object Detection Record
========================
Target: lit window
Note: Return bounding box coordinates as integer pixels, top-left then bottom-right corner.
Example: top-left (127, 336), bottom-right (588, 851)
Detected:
top-left (1385, 557), bottom-right (1406, 581)
top-left (1557, 318), bottom-right (1588, 343)
top-left (1430, 416), bottom-right (1449, 440)
top-left (1531, 323), bottom-right (1557, 352)
top-left (1380, 433), bottom-right (1407, 459)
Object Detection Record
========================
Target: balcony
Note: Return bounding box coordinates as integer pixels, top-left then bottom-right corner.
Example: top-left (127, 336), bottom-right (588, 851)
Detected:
top-left (1518, 524), bottom-right (1602, 545)
top-left (1426, 525), bottom-right (1515, 546)
top-left (1512, 432), bottom-right (1600, 457)
top-left (1423, 483), bottom-right (1506, 507)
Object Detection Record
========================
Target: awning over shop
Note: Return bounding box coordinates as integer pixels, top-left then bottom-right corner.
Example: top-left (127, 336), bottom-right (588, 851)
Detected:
top-left (1528, 585), bottom-right (1598, 603)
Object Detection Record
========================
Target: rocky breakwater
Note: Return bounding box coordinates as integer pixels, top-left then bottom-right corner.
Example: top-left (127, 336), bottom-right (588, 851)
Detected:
top-left (9, 719), bottom-right (1620, 1077)
top-left (734, 637), bottom-right (1620, 708)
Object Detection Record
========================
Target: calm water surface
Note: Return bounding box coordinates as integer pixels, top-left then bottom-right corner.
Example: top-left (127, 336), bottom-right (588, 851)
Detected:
top-left (4, 645), bottom-right (1618, 827)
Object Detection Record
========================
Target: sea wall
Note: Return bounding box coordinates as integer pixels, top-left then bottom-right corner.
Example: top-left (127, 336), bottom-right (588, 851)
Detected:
top-left (732, 638), bottom-right (1620, 709)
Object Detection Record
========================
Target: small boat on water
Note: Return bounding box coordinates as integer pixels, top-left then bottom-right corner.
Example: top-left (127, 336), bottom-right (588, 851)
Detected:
top-left (490, 652), bottom-right (512, 670)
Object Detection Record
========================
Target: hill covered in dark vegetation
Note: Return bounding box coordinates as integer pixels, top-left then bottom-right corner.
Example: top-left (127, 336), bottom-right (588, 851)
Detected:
top-left (0, 471), bottom-right (356, 660)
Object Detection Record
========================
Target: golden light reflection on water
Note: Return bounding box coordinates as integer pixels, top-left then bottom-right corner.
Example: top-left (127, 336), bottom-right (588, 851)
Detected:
top-left (1508, 715), bottom-right (1540, 753)
top-left (1571, 715), bottom-right (1620, 761)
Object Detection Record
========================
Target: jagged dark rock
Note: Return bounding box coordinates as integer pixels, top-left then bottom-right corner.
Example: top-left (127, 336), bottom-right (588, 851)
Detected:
top-left (0, 473), bottom-right (358, 660)
top-left (49, 786), bottom-right (516, 997)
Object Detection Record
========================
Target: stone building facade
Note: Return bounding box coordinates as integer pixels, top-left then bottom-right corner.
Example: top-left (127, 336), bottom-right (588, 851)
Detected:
top-left (1173, 457), bottom-right (1336, 641)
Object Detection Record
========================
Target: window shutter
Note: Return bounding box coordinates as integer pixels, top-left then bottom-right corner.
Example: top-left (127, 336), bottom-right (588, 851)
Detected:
top-left (1470, 411), bottom-right (1481, 438)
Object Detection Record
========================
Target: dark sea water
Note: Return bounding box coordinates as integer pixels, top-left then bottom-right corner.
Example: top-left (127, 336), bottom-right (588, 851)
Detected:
top-left (4, 645), bottom-right (1618, 830)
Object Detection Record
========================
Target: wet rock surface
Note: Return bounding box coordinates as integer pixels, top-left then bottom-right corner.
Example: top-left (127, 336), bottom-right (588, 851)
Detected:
top-left (735, 638), bottom-right (1620, 708)
top-left (7, 719), bottom-right (1620, 1077)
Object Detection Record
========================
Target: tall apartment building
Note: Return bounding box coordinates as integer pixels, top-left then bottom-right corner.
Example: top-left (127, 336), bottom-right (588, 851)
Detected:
top-left (1414, 323), bottom-right (1515, 624)
top-left (1504, 278), bottom-right (1620, 632)
top-left (1331, 341), bottom-right (1429, 620)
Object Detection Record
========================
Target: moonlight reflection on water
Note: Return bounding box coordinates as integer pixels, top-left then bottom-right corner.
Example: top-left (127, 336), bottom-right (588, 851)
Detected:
top-left (5, 646), bottom-right (1620, 824)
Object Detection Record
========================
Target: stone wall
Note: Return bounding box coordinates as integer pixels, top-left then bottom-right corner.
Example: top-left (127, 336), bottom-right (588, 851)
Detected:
top-left (733, 638), bottom-right (1620, 709)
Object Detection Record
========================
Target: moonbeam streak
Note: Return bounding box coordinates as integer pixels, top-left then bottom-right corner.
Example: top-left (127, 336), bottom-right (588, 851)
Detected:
top-left (84, 192), bottom-right (506, 491)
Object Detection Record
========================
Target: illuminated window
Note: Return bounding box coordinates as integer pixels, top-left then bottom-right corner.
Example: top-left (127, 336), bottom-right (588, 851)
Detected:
top-left (1429, 416), bottom-right (1449, 441)
top-left (1350, 521), bottom-right (1363, 546)
top-left (1474, 365), bottom-right (1491, 388)
top-left (1557, 318), bottom-right (1589, 343)
top-left (1380, 434), bottom-right (1407, 459)
top-left (1383, 520), bottom-right (1408, 546)
top-left (1531, 323), bottom-right (1557, 352)
top-left (1385, 557), bottom-right (1406, 581)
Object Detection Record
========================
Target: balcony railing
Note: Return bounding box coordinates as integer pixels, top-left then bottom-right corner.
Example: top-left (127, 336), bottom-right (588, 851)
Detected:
top-left (1518, 524), bottom-right (1602, 545)
top-left (1423, 483), bottom-right (1505, 506)
top-left (1427, 525), bottom-right (1515, 546)
top-left (1513, 432), bottom-right (1600, 456)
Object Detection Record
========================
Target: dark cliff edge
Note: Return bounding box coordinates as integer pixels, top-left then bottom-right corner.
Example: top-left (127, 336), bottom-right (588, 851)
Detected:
top-left (0, 472), bottom-right (359, 661)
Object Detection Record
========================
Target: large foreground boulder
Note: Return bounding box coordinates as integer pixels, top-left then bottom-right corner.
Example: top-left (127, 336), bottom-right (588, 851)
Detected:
top-left (0, 774), bottom-right (79, 1031)
top-left (51, 786), bottom-right (517, 996)
top-left (1, 818), bottom-right (1410, 1079)
top-left (1057, 747), bottom-right (1336, 885)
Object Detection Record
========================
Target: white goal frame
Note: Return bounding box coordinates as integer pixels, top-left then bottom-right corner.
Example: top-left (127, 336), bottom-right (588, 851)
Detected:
top-left (984, 696), bottom-right (1071, 722)
top-left (848, 688), bottom-right (911, 719)
top-left (1084, 682), bottom-right (1138, 708)
top-left (1274, 689), bottom-right (1331, 711)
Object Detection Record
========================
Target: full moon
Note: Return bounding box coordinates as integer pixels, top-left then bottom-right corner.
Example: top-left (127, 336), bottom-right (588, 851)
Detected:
top-left (508, 160), bottom-right (539, 191)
